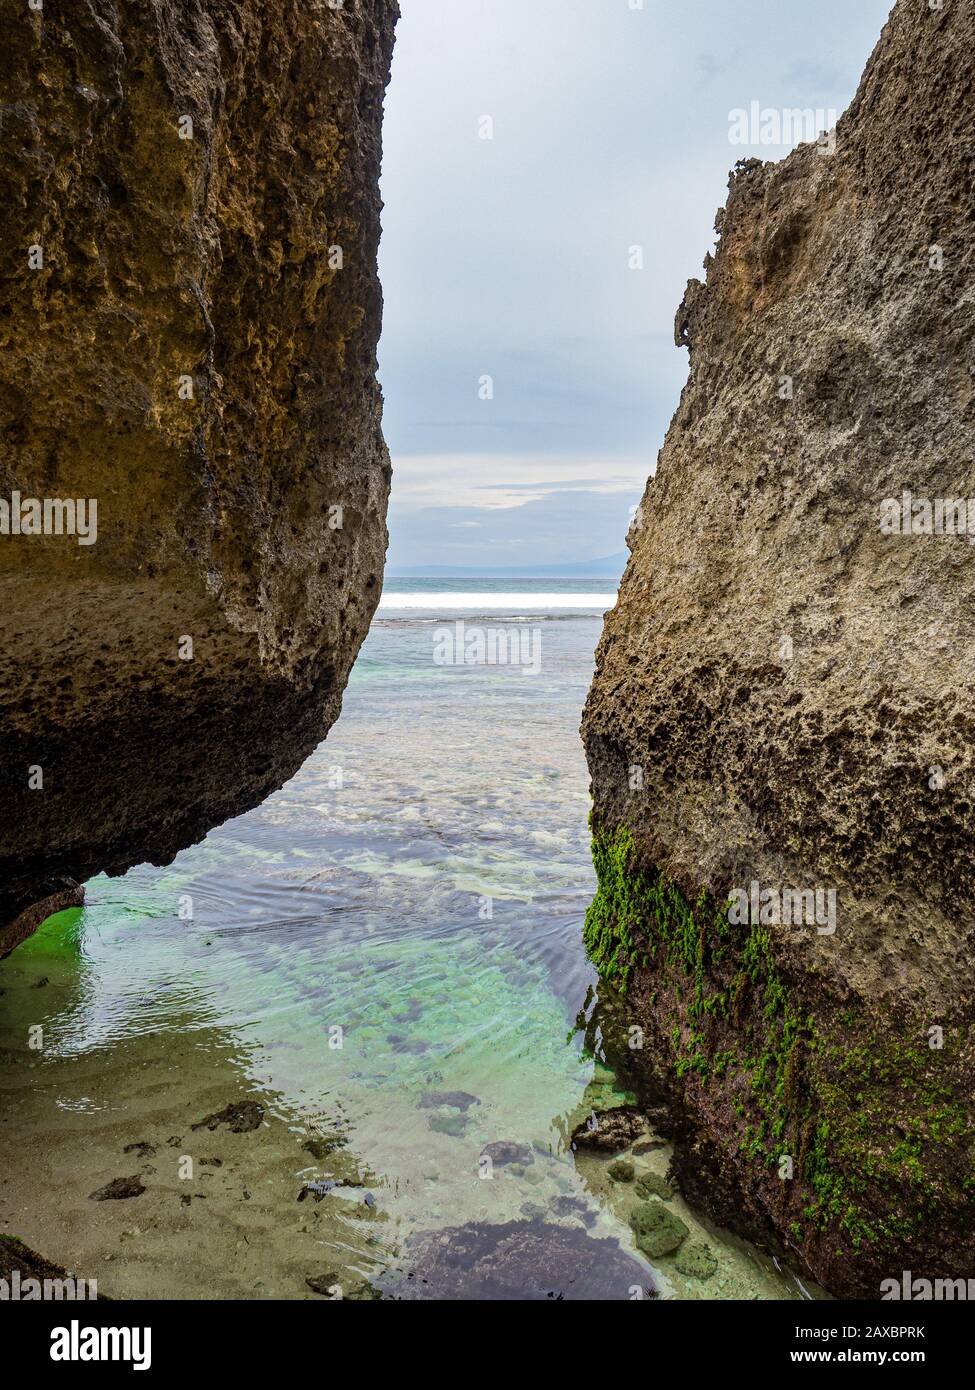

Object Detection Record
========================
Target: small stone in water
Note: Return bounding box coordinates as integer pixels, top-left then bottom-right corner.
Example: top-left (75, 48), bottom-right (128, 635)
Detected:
top-left (608, 1158), bottom-right (635, 1183)
top-left (629, 1200), bottom-right (689, 1258)
top-left (675, 1239), bottom-right (718, 1280)
top-left (635, 1171), bottom-right (672, 1201)
top-left (90, 1175), bottom-right (145, 1201)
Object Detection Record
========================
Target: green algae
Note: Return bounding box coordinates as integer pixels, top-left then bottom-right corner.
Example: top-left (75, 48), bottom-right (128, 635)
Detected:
top-left (607, 1158), bottom-right (635, 1183)
top-left (675, 1238), bottom-right (718, 1280)
top-left (12, 906), bottom-right (85, 959)
top-left (584, 822), bottom-right (975, 1261)
top-left (629, 1199), bottom-right (689, 1257)
top-left (635, 1171), bottom-right (673, 1202)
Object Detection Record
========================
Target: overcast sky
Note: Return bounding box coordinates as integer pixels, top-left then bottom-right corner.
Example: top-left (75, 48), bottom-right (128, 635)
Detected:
top-left (377, 0), bottom-right (893, 571)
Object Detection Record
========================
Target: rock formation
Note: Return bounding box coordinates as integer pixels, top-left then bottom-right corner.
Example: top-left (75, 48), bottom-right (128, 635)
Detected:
top-left (583, 0), bottom-right (975, 1297)
top-left (0, 0), bottom-right (398, 951)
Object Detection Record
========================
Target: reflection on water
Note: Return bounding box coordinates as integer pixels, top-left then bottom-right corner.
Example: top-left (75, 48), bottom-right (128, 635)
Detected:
top-left (0, 609), bottom-right (821, 1299)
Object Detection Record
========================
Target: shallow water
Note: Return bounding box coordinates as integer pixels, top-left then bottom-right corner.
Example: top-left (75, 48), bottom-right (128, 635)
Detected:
top-left (0, 600), bottom-right (821, 1300)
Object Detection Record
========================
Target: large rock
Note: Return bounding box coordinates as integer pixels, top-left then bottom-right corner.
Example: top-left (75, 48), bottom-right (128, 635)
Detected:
top-left (0, 0), bottom-right (398, 950)
top-left (583, 0), bottom-right (975, 1297)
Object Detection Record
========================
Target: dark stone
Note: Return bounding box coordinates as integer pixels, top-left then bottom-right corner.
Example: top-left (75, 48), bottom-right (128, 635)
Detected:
top-left (418, 1091), bottom-right (480, 1112)
top-left (304, 1135), bottom-right (347, 1161)
top-left (90, 1175), bottom-right (145, 1201)
top-left (550, 1196), bottom-right (597, 1228)
top-left (123, 1142), bottom-right (156, 1159)
top-left (191, 1101), bottom-right (263, 1134)
top-left (0, 1235), bottom-right (106, 1296)
top-left (570, 1106), bottom-right (645, 1153)
top-left (635, 1172), bottom-right (673, 1201)
top-left (608, 1158), bottom-right (636, 1183)
top-left (480, 1142), bottom-right (534, 1168)
top-left (385, 1220), bottom-right (656, 1301)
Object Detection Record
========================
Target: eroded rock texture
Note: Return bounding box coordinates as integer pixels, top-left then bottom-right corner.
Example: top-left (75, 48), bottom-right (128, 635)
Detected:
top-left (583, 0), bottom-right (975, 1297)
top-left (0, 0), bottom-right (398, 949)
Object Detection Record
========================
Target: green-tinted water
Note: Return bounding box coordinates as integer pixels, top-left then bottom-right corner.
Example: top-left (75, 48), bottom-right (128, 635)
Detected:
top-left (0, 605), bottom-right (821, 1299)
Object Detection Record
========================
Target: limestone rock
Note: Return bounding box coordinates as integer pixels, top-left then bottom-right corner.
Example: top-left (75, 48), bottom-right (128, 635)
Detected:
top-left (570, 1105), bottom-right (645, 1153)
top-left (634, 1171), bottom-right (672, 1202)
top-left (674, 1240), bottom-right (717, 1281)
top-left (0, 0), bottom-right (399, 948)
top-left (629, 1201), bottom-right (688, 1259)
top-left (583, 0), bottom-right (975, 1297)
top-left (607, 1158), bottom-right (635, 1183)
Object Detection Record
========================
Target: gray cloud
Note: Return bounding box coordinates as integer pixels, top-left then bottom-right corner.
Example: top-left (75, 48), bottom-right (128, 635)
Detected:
top-left (378, 0), bottom-right (893, 568)
top-left (387, 487), bottom-right (640, 571)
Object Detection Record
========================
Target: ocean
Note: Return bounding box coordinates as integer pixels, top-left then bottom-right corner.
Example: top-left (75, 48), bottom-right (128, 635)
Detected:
top-left (0, 579), bottom-right (819, 1300)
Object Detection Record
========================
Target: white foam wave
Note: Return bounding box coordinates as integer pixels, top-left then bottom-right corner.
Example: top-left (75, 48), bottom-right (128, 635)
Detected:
top-left (378, 591), bottom-right (616, 610)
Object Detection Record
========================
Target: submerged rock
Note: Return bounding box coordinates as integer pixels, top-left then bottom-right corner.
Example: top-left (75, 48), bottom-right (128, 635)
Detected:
top-left (0, 0), bottom-right (399, 951)
top-left (418, 1090), bottom-right (480, 1112)
top-left (629, 1202), bottom-right (688, 1259)
top-left (607, 1158), bottom-right (635, 1183)
top-left (387, 1220), bottom-right (656, 1301)
top-left (304, 1135), bottom-right (348, 1162)
top-left (582, 0), bottom-right (975, 1296)
top-left (192, 1101), bottom-right (263, 1134)
top-left (675, 1240), bottom-right (718, 1281)
top-left (122, 1142), bottom-right (156, 1160)
top-left (549, 1195), bottom-right (597, 1228)
top-left (479, 1141), bottom-right (534, 1168)
top-left (428, 1112), bottom-right (468, 1137)
top-left (631, 1138), bottom-right (667, 1157)
top-left (634, 1172), bottom-right (672, 1202)
top-left (90, 1176), bottom-right (145, 1202)
top-left (570, 1106), bottom-right (645, 1153)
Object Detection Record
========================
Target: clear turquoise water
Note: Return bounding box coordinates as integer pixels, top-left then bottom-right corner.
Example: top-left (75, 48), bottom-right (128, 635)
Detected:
top-left (0, 590), bottom-right (818, 1299)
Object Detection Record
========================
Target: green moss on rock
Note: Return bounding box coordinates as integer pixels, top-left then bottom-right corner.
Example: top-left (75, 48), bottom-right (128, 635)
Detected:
top-left (635, 1171), bottom-right (673, 1202)
top-left (674, 1239), bottom-right (718, 1280)
top-left (585, 823), bottom-right (975, 1275)
top-left (629, 1200), bottom-right (689, 1258)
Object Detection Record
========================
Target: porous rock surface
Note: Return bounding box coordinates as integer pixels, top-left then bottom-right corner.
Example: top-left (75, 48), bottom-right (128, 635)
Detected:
top-left (583, 0), bottom-right (975, 1297)
top-left (0, 0), bottom-right (398, 949)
